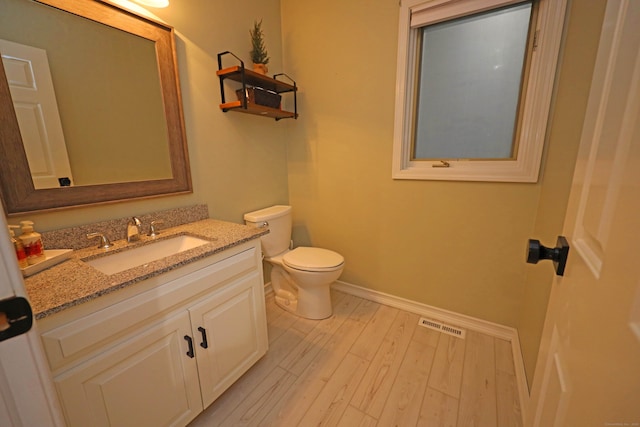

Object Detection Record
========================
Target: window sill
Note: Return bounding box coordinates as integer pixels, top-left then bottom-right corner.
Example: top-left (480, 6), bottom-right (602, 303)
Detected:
top-left (392, 157), bottom-right (543, 183)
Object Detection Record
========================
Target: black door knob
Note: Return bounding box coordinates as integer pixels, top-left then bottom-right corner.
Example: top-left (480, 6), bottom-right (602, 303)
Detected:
top-left (527, 236), bottom-right (570, 276)
top-left (0, 297), bottom-right (33, 342)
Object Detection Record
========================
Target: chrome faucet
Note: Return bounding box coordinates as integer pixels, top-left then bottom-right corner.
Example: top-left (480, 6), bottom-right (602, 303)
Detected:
top-left (87, 232), bottom-right (112, 249)
top-left (126, 217), bottom-right (142, 243)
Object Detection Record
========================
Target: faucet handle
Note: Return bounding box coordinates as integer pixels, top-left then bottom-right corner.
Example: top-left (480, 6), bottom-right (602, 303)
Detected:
top-left (87, 232), bottom-right (112, 249)
top-left (130, 216), bottom-right (142, 229)
top-left (148, 220), bottom-right (164, 237)
top-left (127, 216), bottom-right (142, 243)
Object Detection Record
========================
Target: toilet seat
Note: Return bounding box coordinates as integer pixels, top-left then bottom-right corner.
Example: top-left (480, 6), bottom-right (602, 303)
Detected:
top-left (283, 247), bottom-right (344, 272)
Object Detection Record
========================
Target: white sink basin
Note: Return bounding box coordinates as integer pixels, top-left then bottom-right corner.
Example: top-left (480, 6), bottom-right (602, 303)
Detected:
top-left (86, 235), bottom-right (210, 275)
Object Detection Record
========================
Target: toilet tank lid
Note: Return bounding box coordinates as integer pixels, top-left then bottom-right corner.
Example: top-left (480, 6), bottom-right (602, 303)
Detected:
top-left (244, 205), bottom-right (291, 222)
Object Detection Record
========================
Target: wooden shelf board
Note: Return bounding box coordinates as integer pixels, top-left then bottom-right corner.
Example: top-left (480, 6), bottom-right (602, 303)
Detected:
top-left (220, 101), bottom-right (297, 120)
top-left (217, 66), bottom-right (296, 93)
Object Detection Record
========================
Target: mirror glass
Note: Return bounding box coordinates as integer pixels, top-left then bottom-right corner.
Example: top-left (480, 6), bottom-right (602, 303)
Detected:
top-left (0, 0), bottom-right (191, 215)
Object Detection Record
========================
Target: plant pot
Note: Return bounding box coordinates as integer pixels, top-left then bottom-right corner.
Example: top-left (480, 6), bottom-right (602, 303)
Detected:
top-left (252, 63), bottom-right (268, 75)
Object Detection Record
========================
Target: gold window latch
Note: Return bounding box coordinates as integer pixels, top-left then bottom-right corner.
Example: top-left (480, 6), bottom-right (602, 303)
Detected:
top-left (432, 160), bottom-right (450, 168)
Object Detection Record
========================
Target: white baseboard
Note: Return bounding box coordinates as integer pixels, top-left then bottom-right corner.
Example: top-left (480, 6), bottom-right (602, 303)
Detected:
top-left (333, 281), bottom-right (511, 339)
top-left (263, 278), bottom-right (529, 421)
top-left (330, 280), bottom-right (530, 421)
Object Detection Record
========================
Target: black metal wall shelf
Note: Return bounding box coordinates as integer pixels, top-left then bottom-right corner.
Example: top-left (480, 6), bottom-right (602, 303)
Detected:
top-left (217, 51), bottom-right (298, 121)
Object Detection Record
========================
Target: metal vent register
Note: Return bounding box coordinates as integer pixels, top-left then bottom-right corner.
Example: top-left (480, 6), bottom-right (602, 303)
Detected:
top-left (418, 317), bottom-right (466, 339)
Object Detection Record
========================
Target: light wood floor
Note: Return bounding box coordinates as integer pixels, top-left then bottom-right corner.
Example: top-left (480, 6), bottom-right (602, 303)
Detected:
top-left (189, 290), bottom-right (522, 426)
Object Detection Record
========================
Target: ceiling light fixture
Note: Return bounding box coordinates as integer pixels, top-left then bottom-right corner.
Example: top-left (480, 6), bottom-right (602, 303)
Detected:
top-left (133, 0), bottom-right (169, 8)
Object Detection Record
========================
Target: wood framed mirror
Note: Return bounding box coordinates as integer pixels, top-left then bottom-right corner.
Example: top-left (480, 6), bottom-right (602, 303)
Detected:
top-left (0, 0), bottom-right (191, 216)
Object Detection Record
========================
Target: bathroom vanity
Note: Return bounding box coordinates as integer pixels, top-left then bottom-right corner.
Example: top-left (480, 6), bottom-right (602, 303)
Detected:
top-left (25, 218), bottom-right (268, 426)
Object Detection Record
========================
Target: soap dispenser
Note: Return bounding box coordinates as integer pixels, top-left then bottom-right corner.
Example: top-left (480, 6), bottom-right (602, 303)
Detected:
top-left (8, 225), bottom-right (29, 269)
top-left (19, 221), bottom-right (45, 265)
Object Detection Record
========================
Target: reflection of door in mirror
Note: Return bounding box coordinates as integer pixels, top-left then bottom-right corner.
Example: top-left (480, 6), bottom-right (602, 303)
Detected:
top-left (0, 0), bottom-right (173, 188)
top-left (0, 38), bottom-right (74, 189)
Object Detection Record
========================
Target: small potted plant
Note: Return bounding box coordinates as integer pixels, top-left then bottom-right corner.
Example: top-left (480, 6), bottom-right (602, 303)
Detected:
top-left (250, 19), bottom-right (270, 74)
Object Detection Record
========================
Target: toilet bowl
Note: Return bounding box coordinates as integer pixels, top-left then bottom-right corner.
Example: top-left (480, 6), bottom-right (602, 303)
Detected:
top-left (244, 206), bottom-right (344, 320)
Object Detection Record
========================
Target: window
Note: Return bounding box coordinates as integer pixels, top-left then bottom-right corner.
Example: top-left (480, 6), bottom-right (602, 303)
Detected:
top-left (392, 0), bottom-right (568, 182)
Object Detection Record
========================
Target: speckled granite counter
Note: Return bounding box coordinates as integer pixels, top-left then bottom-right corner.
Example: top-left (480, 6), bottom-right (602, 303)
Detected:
top-left (25, 219), bottom-right (267, 319)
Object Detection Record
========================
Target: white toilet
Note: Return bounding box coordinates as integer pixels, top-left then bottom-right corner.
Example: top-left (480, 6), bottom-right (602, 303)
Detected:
top-left (244, 205), bottom-right (344, 320)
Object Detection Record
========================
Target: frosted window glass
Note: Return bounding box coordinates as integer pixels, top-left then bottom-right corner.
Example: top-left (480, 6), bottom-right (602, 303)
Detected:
top-left (413, 2), bottom-right (532, 160)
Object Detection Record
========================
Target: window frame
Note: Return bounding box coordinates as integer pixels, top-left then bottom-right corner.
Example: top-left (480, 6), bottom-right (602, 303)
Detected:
top-left (392, 0), bottom-right (568, 182)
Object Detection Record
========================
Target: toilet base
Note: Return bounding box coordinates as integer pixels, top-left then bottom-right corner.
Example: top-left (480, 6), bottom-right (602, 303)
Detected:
top-left (272, 286), bottom-right (333, 320)
top-left (295, 283), bottom-right (332, 320)
top-left (270, 265), bottom-right (334, 320)
top-left (273, 291), bottom-right (298, 316)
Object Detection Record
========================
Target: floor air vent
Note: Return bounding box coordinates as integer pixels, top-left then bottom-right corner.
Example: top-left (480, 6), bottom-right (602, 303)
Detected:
top-left (418, 317), bottom-right (466, 339)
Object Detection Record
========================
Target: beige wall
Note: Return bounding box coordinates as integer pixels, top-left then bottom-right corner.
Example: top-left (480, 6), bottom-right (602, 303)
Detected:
top-left (280, 0), bottom-right (606, 380)
top-left (4, 0), bottom-right (290, 229)
top-left (281, 0), bottom-right (533, 327)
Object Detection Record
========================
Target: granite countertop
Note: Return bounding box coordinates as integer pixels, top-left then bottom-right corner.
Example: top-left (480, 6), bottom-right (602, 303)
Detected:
top-left (25, 219), bottom-right (267, 319)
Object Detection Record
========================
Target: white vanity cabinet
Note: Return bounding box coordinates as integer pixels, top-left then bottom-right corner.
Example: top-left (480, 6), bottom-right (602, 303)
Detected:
top-left (37, 240), bottom-right (268, 427)
top-left (54, 310), bottom-right (201, 427)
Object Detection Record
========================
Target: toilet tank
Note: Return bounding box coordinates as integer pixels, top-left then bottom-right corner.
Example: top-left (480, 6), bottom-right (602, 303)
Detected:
top-left (244, 205), bottom-right (292, 257)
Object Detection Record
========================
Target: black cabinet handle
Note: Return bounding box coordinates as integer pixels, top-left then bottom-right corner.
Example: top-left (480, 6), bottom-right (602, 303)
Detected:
top-left (184, 335), bottom-right (195, 358)
top-left (198, 327), bottom-right (209, 349)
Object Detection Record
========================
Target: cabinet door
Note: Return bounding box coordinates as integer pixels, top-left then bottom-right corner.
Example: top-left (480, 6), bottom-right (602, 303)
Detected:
top-left (54, 312), bottom-right (203, 427)
top-left (189, 271), bottom-right (268, 407)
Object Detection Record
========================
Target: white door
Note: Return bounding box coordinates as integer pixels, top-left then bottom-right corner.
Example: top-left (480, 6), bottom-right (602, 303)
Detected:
top-left (528, 0), bottom-right (640, 425)
top-left (0, 38), bottom-right (74, 189)
top-left (0, 211), bottom-right (64, 426)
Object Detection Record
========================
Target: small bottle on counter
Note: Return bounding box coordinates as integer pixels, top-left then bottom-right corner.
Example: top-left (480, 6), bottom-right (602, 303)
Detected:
top-left (8, 225), bottom-right (29, 269)
top-left (19, 220), bottom-right (45, 265)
